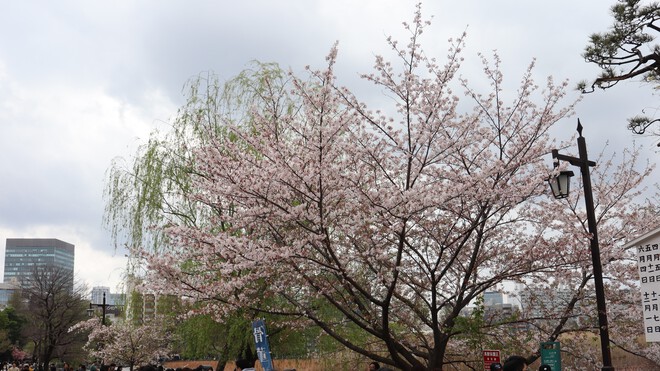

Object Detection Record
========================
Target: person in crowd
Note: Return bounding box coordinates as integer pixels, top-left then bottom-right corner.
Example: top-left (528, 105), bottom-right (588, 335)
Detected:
top-left (538, 365), bottom-right (551, 371)
top-left (233, 359), bottom-right (254, 371)
top-left (503, 355), bottom-right (528, 371)
top-left (367, 362), bottom-right (379, 371)
top-left (490, 362), bottom-right (503, 370)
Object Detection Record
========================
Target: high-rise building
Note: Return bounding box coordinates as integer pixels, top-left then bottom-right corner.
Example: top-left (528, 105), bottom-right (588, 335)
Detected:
top-left (3, 238), bottom-right (75, 288)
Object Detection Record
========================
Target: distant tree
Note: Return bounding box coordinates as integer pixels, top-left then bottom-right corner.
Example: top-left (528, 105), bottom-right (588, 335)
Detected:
top-left (582, 0), bottom-right (660, 136)
top-left (71, 316), bottom-right (172, 371)
top-left (11, 347), bottom-right (27, 363)
top-left (4, 292), bottom-right (29, 363)
top-left (3, 306), bottom-right (27, 348)
top-left (0, 305), bottom-right (27, 362)
top-left (0, 331), bottom-right (13, 363)
top-left (18, 267), bottom-right (88, 370)
top-left (174, 300), bottom-right (351, 369)
top-left (175, 313), bottom-right (251, 371)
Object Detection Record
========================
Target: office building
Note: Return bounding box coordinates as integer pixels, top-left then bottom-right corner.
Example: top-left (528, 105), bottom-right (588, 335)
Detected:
top-left (4, 238), bottom-right (75, 289)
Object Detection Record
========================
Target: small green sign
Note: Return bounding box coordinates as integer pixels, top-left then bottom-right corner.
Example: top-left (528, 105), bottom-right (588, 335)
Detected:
top-left (540, 341), bottom-right (562, 371)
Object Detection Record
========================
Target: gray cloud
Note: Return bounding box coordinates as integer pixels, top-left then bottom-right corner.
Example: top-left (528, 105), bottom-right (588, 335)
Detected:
top-left (0, 0), bottom-right (657, 289)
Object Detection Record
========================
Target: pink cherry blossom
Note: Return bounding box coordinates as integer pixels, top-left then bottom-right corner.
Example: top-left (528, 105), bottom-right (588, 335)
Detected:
top-left (129, 4), bottom-right (659, 370)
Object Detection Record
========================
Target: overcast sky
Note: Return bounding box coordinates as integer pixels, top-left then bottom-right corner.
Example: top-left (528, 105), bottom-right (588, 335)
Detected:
top-left (0, 1), bottom-right (658, 294)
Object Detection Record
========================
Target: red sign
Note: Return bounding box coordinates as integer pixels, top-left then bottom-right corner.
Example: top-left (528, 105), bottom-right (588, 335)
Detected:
top-left (483, 350), bottom-right (501, 370)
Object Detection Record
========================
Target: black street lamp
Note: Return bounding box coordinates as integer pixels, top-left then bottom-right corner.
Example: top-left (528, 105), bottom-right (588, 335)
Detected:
top-left (87, 292), bottom-right (108, 326)
top-left (548, 120), bottom-right (614, 371)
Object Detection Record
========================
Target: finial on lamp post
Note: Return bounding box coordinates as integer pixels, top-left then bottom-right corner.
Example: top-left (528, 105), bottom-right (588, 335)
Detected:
top-left (577, 118), bottom-right (583, 138)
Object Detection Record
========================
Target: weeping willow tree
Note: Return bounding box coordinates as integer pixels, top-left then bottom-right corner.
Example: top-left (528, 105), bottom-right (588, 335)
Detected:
top-left (105, 62), bottom-right (292, 252)
top-left (104, 62), bottom-right (293, 369)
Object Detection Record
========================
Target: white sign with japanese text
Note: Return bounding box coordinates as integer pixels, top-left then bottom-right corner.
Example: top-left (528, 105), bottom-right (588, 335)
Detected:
top-left (636, 234), bottom-right (660, 342)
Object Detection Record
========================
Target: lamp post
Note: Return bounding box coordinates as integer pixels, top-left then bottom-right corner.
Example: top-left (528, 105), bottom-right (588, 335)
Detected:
top-left (87, 292), bottom-right (108, 326)
top-left (548, 120), bottom-right (614, 371)
top-left (86, 293), bottom-right (110, 368)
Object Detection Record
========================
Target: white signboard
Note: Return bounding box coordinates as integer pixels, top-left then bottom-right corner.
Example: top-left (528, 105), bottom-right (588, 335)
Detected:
top-left (636, 234), bottom-right (660, 342)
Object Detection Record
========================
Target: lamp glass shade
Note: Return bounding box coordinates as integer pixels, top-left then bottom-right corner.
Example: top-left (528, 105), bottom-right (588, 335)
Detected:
top-left (548, 170), bottom-right (574, 199)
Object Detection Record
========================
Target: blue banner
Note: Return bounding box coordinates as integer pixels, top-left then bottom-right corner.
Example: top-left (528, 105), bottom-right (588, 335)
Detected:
top-left (252, 319), bottom-right (274, 371)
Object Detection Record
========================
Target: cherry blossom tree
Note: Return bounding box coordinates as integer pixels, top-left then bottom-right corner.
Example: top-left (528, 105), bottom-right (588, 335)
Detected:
top-left (123, 5), bottom-right (658, 371)
top-left (11, 347), bottom-right (26, 363)
top-left (72, 317), bottom-right (173, 371)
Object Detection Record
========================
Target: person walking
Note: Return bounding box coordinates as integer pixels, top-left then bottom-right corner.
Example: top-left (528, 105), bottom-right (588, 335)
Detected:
top-left (502, 356), bottom-right (528, 371)
top-left (233, 359), bottom-right (255, 371)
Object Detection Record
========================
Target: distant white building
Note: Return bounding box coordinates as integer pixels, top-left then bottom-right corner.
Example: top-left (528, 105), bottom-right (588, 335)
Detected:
top-left (481, 291), bottom-right (518, 323)
top-left (89, 286), bottom-right (125, 324)
top-left (460, 291), bottom-right (518, 320)
top-left (483, 291), bottom-right (504, 306)
top-left (91, 286), bottom-right (112, 304)
top-left (518, 288), bottom-right (586, 327)
top-left (91, 286), bottom-right (123, 305)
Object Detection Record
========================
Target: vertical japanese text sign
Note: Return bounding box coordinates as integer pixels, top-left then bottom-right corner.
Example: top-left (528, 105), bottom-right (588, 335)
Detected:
top-left (636, 236), bottom-right (660, 342)
top-left (252, 319), bottom-right (274, 371)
